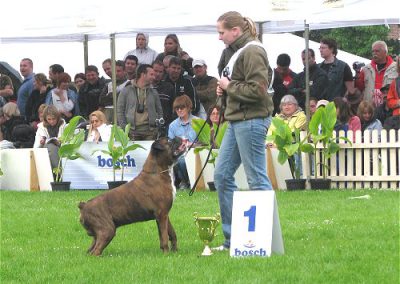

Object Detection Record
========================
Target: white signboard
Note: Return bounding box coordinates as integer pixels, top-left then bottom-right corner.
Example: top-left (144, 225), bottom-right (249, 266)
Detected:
top-left (63, 141), bottom-right (153, 190)
top-left (230, 191), bottom-right (284, 257)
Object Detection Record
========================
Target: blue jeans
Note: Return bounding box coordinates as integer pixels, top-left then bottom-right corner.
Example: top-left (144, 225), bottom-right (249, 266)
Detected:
top-left (214, 117), bottom-right (272, 248)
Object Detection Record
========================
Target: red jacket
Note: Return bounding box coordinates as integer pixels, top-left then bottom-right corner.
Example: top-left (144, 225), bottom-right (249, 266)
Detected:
top-left (387, 77), bottom-right (400, 116)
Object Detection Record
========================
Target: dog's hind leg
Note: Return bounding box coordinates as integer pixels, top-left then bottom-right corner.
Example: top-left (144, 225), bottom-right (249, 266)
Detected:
top-left (167, 217), bottom-right (177, 252)
top-left (87, 237), bottom-right (96, 254)
top-left (90, 227), bottom-right (116, 256)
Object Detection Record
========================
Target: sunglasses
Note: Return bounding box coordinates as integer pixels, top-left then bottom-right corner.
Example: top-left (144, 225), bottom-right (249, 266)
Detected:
top-left (175, 105), bottom-right (186, 111)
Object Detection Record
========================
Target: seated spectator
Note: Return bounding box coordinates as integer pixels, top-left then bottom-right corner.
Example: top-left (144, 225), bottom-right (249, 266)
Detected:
top-left (358, 101), bottom-right (383, 132)
top-left (45, 72), bottom-right (79, 122)
top-left (0, 106), bottom-right (15, 149)
top-left (86, 110), bottom-right (111, 143)
top-left (74, 73), bottom-right (86, 92)
top-left (0, 74), bottom-right (14, 105)
top-left (0, 102), bottom-right (34, 148)
top-left (309, 97), bottom-right (318, 117)
top-left (34, 105), bottom-right (66, 172)
top-left (25, 73), bottom-right (51, 127)
top-left (267, 94), bottom-right (307, 136)
top-left (333, 97), bottom-right (361, 141)
top-left (375, 84), bottom-right (392, 125)
top-left (208, 105), bottom-right (226, 148)
top-left (168, 95), bottom-right (198, 190)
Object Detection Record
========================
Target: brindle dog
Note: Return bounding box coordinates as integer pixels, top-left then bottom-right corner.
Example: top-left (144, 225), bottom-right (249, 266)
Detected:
top-left (78, 137), bottom-right (186, 256)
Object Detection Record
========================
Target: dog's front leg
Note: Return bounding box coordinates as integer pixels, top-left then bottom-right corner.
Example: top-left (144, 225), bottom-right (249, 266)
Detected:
top-left (156, 214), bottom-right (169, 253)
top-left (167, 217), bottom-right (177, 252)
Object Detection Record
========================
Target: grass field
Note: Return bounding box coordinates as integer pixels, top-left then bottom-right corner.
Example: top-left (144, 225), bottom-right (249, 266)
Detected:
top-left (1, 189), bottom-right (399, 284)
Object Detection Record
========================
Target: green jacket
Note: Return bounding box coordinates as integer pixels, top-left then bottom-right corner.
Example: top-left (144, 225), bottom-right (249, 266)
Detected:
top-left (223, 33), bottom-right (273, 121)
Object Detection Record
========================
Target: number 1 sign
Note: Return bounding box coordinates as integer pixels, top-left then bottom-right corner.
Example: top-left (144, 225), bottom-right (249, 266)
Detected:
top-left (230, 190), bottom-right (284, 257)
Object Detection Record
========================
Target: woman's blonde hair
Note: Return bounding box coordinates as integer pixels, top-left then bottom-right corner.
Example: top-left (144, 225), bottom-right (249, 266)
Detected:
top-left (217, 11), bottom-right (258, 39)
top-left (43, 105), bottom-right (62, 127)
top-left (89, 110), bottom-right (107, 124)
top-left (2, 102), bottom-right (20, 118)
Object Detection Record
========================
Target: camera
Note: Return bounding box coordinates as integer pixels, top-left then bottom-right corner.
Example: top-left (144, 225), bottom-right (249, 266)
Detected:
top-left (137, 103), bottom-right (145, 113)
top-left (155, 118), bottom-right (166, 138)
top-left (155, 117), bottom-right (165, 127)
top-left (222, 67), bottom-right (230, 79)
top-left (352, 61), bottom-right (365, 72)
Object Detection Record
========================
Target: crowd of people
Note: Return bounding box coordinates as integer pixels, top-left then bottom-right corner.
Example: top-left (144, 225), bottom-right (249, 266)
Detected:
top-left (0, 30), bottom-right (399, 182)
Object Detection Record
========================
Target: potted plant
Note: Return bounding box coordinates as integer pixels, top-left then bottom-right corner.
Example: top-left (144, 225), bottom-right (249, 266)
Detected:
top-left (267, 117), bottom-right (313, 190)
top-left (51, 115), bottom-right (85, 191)
top-left (93, 123), bottom-right (145, 189)
top-left (308, 102), bottom-right (352, 190)
top-left (191, 118), bottom-right (227, 191)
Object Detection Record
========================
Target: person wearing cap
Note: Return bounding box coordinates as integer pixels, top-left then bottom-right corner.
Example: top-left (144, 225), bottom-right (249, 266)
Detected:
top-left (356, 41), bottom-right (398, 107)
top-left (316, 99), bottom-right (329, 109)
top-left (192, 59), bottom-right (218, 114)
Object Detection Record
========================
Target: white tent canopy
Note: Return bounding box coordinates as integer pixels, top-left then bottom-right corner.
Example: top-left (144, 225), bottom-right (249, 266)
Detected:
top-left (1, 0), bottom-right (398, 43)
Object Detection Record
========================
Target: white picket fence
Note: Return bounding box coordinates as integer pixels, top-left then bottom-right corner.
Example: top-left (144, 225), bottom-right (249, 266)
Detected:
top-left (301, 129), bottom-right (400, 190)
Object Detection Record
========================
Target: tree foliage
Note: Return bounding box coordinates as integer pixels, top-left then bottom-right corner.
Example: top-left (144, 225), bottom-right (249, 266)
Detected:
top-left (294, 25), bottom-right (399, 59)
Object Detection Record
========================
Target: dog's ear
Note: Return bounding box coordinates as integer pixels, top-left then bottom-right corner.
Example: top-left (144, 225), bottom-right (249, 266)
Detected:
top-left (151, 140), bottom-right (165, 152)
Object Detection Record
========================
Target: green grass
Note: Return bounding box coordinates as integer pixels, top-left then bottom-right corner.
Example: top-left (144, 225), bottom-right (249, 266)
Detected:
top-left (1, 189), bottom-right (399, 284)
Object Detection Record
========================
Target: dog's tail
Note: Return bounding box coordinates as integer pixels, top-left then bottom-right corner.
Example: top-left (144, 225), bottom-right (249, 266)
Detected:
top-left (78, 202), bottom-right (86, 210)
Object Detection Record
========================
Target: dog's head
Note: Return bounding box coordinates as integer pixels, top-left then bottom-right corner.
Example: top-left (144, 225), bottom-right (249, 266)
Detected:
top-left (151, 137), bottom-right (186, 166)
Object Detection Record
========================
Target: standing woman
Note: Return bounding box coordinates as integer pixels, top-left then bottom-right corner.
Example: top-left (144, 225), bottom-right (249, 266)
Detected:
top-left (214, 11), bottom-right (274, 251)
top-left (45, 72), bottom-right (79, 122)
top-left (155, 34), bottom-right (193, 76)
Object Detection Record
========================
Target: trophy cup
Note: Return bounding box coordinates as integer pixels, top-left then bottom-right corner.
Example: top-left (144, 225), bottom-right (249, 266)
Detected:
top-left (193, 212), bottom-right (220, 256)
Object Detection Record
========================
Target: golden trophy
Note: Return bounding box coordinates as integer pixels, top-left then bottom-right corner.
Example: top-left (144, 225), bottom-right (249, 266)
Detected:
top-left (194, 212), bottom-right (221, 256)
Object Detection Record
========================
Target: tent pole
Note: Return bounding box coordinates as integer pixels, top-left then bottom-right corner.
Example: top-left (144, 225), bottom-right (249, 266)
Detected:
top-left (257, 22), bottom-right (264, 42)
top-left (304, 21), bottom-right (310, 123)
top-left (110, 34), bottom-right (117, 125)
top-left (84, 35), bottom-right (89, 69)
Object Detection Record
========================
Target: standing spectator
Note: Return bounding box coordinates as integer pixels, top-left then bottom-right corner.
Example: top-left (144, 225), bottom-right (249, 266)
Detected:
top-left (99, 60), bottom-right (129, 123)
top-left (73, 73), bottom-right (86, 92)
top-left (117, 64), bottom-right (163, 140)
top-left (78, 65), bottom-right (106, 119)
top-left (168, 95), bottom-right (198, 190)
top-left (48, 64), bottom-right (64, 87)
top-left (45, 72), bottom-right (79, 122)
top-left (214, 11), bottom-right (274, 251)
top-left (271, 53), bottom-right (296, 115)
top-left (288, 48), bottom-right (328, 110)
top-left (357, 101), bottom-right (383, 132)
top-left (152, 60), bottom-right (175, 128)
top-left (25, 73), bottom-right (51, 127)
top-left (17, 58), bottom-right (35, 118)
top-left (356, 41), bottom-right (398, 107)
top-left (101, 58), bottom-right (112, 81)
top-left (319, 38), bottom-right (356, 101)
top-left (124, 33), bottom-right (158, 65)
top-left (86, 110), bottom-right (111, 143)
top-left (192, 59), bottom-right (218, 114)
top-left (384, 57), bottom-right (400, 130)
top-left (165, 56), bottom-right (200, 117)
top-left (155, 34), bottom-right (194, 76)
top-left (124, 55), bottom-right (138, 81)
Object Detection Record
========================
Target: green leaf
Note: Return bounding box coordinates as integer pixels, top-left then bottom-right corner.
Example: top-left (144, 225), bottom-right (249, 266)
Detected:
top-left (192, 118), bottom-right (211, 145)
top-left (277, 151), bottom-right (288, 165)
